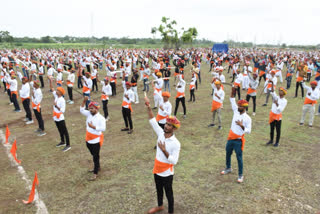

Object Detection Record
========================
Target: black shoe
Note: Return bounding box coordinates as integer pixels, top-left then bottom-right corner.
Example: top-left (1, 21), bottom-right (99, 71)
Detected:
top-left (218, 126), bottom-right (222, 130)
top-left (188, 100), bottom-right (192, 102)
top-left (56, 142), bottom-right (66, 147)
top-left (299, 123), bottom-right (304, 126)
top-left (266, 141), bottom-right (273, 145)
top-left (152, 107), bottom-right (157, 110)
top-left (262, 104), bottom-right (267, 106)
top-left (62, 145), bottom-right (71, 152)
top-left (273, 143), bottom-right (279, 147)
top-left (154, 146), bottom-right (157, 150)
top-left (208, 123), bottom-right (215, 127)
top-left (121, 128), bottom-right (129, 131)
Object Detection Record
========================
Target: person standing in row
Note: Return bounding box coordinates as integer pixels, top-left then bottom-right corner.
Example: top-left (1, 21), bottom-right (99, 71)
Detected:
top-left (221, 86), bottom-right (252, 183)
top-left (144, 95), bottom-right (181, 214)
top-left (208, 80), bottom-right (224, 130)
top-left (63, 69), bottom-right (75, 104)
top-left (266, 85), bottom-right (287, 147)
top-left (299, 81), bottom-right (320, 127)
top-left (156, 92), bottom-right (172, 129)
top-left (49, 79), bottom-right (71, 152)
top-left (121, 71), bottom-right (134, 134)
top-left (100, 77), bottom-right (112, 121)
top-left (80, 96), bottom-right (106, 181)
top-left (19, 77), bottom-right (33, 124)
top-left (246, 73), bottom-right (259, 116)
top-left (31, 80), bottom-right (46, 136)
top-left (174, 74), bottom-right (186, 119)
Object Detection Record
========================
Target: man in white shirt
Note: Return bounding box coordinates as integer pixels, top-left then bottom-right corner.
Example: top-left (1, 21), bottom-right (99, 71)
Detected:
top-left (144, 95), bottom-right (181, 214)
top-left (82, 72), bottom-right (93, 109)
top-left (121, 72), bottom-right (135, 134)
top-left (31, 80), bottom-right (46, 136)
top-left (208, 80), bottom-right (225, 130)
top-left (174, 74), bottom-right (186, 118)
top-left (156, 92), bottom-right (172, 129)
top-left (7, 73), bottom-right (21, 112)
top-left (246, 73), bottom-right (259, 116)
top-left (266, 86), bottom-right (287, 147)
top-left (188, 72), bottom-right (197, 102)
top-left (152, 72), bottom-right (164, 109)
top-left (19, 77), bottom-right (33, 124)
top-left (100, 77), bottom-right (112, 121)
top-left (263, 71), bottom-right (277, 106)
top-left (63, 69), bottom-right (75, 104)
top-left (221, 87), bottom-right (252, 183)
top-left (49, 80), bottom-right (71, 152)
top-left (80, 97), bottom-right (106, 181)
top-left (299, 81), bottom-right (320, 127)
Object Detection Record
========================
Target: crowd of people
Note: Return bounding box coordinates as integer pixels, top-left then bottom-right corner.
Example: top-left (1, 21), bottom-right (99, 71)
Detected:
top-left (1, 47), bottom-right (320, 214)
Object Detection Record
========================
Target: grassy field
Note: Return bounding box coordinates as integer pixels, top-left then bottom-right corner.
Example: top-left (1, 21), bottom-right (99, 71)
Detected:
top-left (0, 60), bottom-right (320, 214)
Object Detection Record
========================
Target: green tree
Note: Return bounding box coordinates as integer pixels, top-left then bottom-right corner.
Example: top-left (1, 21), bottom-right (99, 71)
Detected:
top-left (151, 17), bottom-right (197, 49)
top-left (0, 31), bottom-right (14, 43)
top-left (40, 36), bottom-right (53, 43)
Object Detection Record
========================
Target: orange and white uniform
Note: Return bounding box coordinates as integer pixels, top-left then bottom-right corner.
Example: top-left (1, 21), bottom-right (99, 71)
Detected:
top-left (52, 91), bottom-right (66, 122)
top-left (80, 106), bottom-right (106, 144)
top-left (152, 74), bottom-right (164, 107)
top-left (82, 76), bottom-right (93, 94)
top-left (156, 99), bottom-right (172, 125)
top-left (149, 117), bottom-right (180, 176)
top-left (300, 83), bottom-right (320, 126)
top-left (63, 70), bottom-right (75, 87)
top-left (31, 82), bottom-right (42, 112)
top-left (211, 84), bottom-right (225, 112)
top-left (175, 75), bottom-right (185, 98)
top-left (269, 91), bottom-right (287, 124)
top-left (100, 81), bottom-right (112, 101)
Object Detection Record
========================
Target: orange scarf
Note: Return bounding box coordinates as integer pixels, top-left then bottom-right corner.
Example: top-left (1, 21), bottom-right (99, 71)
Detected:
top-left (269, 111), bottom-right (282, 124)
top-left (53, 110), bottom-right (62, 119)
top-left (304, 97), bottom-right (317, 106)
top-left (259, 71), bottom-right (265, 76)
top-left (83, 86), bottom-right (90, 93)
top-left (86, 131), bottom-right (104, 147)
top-left (296, 76), bottom-right (303, 82)
top-left (189, 84), bottom-right (195, 90)
top-left (11, 91), bottom-right (18, 97)
top-left (156, 114), bottom-right (168, 122)
top-left (211, 100), bottom-right (222, 112)
top-left (67, 80), bottom-right (74, 86)
top-left (101, 94), bottom-right (109, 101)
top-left (21, 97), bottom-right (30, 102)
top-left (247, 88), bottom-right (256, 94)
top-left (175, 92), bottom-right (185, 98)
top-left (153, 158), bottom-right (173, 174)
top-left (122, 100), bottom-right (133, 112)
top-left (227, 129), bottom-right (245, 151)
top-left (32, 102), bottom-right (40, 112)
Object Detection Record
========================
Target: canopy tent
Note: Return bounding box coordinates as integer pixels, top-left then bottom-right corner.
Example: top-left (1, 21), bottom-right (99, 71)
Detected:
top-left (212, 43), bottom-right (229, 53)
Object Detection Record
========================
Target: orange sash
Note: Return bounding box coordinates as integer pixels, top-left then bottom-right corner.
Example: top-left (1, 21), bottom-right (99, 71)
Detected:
top-left (56, 80), bottom-right (62, 85)
top-left (227, 130), bottom-right (245, 151)
top-left (153, 88), bottom-right (161, 96)
top-left (286, 73), bottom-right (292, 77)
top-left (32, 102), bottom-right (40, 112)
top-left (189, 84), bottom-right (195, 90)
top-left (175, 92), bottom-right (185, 98)
top-left (253, 67), bottom-right (258, 72)
top-left (122, 100), bottom-right (133, 112)
top-left (21, 97), bottom-right (30, 102)
top-left (83, 86), bottom-right (91, 93)
top-left (211, 100), bottom-right (222, 112)
top-left (304, 97), bottom-right (317, 106)
top-left (269, 111), bottom-right (282, 124)
top-left (143, 74), bottom-right (149, 79)
top-left (53, 110), bottom-right (63, 119)
top-left (234, 82), bottom-right (240, 87)
top-left (86, 131), bottom-right (104, 147)
top-left (296, 76), bottom-right (303, 82)
top-left (111, 77), bottom-right (117, 84)
top-left (259, 71), bottom-right (265, 76)
top-left (11, 91), bottom-right (18, 97)
top-left (67, 80), bottom-right (74, 86)
top-left (101, 94), bottom-right (109, 100)
top-left (247, 88), bottom-right (256, 94)
top-left (316, 73), bottom-right (320, 77)
top-left (153, 158), bottom-right (173, 174)
top-left (156, 114), bottom-right (168, 122)
top-left (131, 83), bottom-right (137, 86)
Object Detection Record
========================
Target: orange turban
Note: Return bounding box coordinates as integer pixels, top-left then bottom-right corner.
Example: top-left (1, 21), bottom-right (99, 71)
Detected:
top-left (166, 116), bottom-right (180, 129)
top-left (279, 87), bottom-right (287, 95)
top-left (56, 87), bottom-right (65, 95)
top-left (237, 99), bottom-right (249, 107)
top-left (310, 81), bottom-right (318, 86)
top-left (162, 92), bottom-right (171, 97)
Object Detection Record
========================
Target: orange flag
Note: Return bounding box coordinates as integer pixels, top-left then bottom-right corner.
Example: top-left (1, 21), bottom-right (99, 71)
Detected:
top-left (23, 172), bottom-right (39, 204)
top-left (5, 125), bottom-right (10, 144)
top-left (10, 140), bottom-right (21, 164)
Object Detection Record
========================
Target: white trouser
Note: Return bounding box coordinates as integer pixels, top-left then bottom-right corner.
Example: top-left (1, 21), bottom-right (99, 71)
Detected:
top-left (153, 93), bottom-right (161, 108)
top-left (276, 71), bottom-right (283, 83)
top-left (132, 86), bottom-right (139, 103)
top-left (242, 76), bottom-right (249, 89)
top-left (300, 104), bottom-right (315, 125)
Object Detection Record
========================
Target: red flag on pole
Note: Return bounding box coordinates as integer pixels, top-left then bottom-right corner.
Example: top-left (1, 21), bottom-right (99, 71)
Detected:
top-left (10, 139), bottom-right (21, 164)
top-left (23, 172), bottom-right (39, 204)
top-left (5, 125), bottom-right (10, 144)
